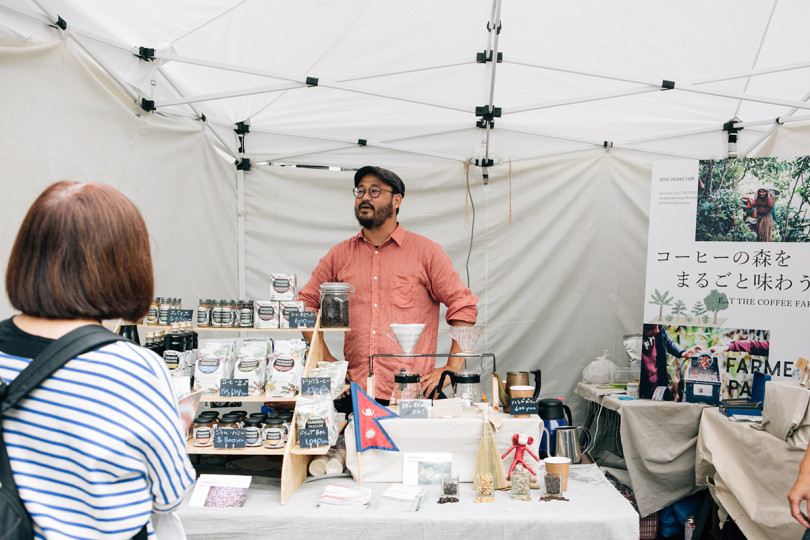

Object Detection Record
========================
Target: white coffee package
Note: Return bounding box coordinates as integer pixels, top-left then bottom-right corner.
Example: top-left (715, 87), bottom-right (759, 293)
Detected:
top-left (279, 301), bottom-right (305, 329)
top-left (269, 273), bottom-right (297, 301)
top-left (235, 339), bottom-right (272, 395)
top-left (310, 360), bottom-right (349, 397)
top-left (254, 300), bottom-right (279, 329)
top-left (193, 339), bottom-right (235, 394)
top-left (266, 339), bottom-right (307, 397)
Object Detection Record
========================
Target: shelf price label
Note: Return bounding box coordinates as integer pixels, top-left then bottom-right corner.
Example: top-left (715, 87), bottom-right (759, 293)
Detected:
top-left (167, 309), bottom-right (194, 324)
top-left (301, 377), bottom-right (331, 396)
top-left (509, 398), bottom-right (538, 416)
top-left (214, 428), bottom-right (246, 449)
top-left (299, 417), bottom-right (329, 449)
top-left (219, 379), bottom-right (249, 397)
top-left (289, 311), bottom-right (317, 328)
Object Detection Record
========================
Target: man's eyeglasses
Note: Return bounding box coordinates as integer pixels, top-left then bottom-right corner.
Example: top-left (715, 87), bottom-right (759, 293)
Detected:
top-left (353, 185), bottom-right (393, 199)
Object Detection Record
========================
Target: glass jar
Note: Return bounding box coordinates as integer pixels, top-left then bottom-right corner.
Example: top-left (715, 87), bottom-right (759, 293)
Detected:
top-left (218, 413), bottom-right (241, 431)
top-left (197, 299), bottom-right (212, 327)
top-left (476, 472), bottom-right (493, 497)
top-left (441, 473), bottom-right (459, 498)
top-left (240, 300), bottom-right (254, 328)
top-left (210, 300), bottom-right (223, 328)
top-left (510, 467), bottom-right (531, 501)
top-left (192, 416), bottom-right (214, 447)
top-left (319, 282), bottom-right (353, 327)
top-left (264, 418), bottom-right (285, 449)
top-left (146, 297), bottom-right (159, 325)
top-left (244, 418), bottom-right (263, 447)
top-left (276, 411), bottom-right (294, 443)
top-left (158, 297), bottom-right (171, 326)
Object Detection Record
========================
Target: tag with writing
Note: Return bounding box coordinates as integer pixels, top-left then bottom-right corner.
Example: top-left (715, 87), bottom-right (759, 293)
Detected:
top-left (509, 398), bottom-right (538, 416)
top-left (299, 417), bottom-right (329, 448)
top-left (219, 379), bottom-right (249, 397)
top-left (214, 428), bottom-right (246, 449)
top-left (300, 377), bottom-right (332, 396)
top-left (398, 399), bottom-right (431, 418)
top-left (289, 311), bottom-right (317, 328)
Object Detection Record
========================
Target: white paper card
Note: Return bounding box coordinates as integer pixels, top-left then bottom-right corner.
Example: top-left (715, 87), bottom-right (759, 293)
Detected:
top-left (189, 474), bottom-right (252, 507)
top-left (402, 452), bottom-right (452, 485)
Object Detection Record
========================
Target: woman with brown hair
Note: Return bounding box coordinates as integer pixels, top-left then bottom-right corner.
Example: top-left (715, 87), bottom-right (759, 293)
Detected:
top-left (1, 181), bottom-right (194, 539)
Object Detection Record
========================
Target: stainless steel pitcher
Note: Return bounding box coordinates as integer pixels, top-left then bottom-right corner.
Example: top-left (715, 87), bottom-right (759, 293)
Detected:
top-left (553, 426), bottom-right (592, 464)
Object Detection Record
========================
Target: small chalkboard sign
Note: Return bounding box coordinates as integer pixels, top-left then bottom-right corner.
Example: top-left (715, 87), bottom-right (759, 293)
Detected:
top-left (299, 417), bottom-right (329, 448)
top-left (214, 428), bottom-right (247, 449)
top-left (167, 309), bottom-right (194, 324)
top-left (509, 397), bottom-right (538, 416)
top-left (301, 377), bottom-right (331, 396)
top-left (289, 311), bottom-right (317, 328)
top-left (219, 378), bottom-right (249, 397)
top-left (398, 399), bottom-right (431, 418)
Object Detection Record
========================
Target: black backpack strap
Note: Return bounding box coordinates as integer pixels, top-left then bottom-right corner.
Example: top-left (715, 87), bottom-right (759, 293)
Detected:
top-left (1, 324), bottom-right (124, 413)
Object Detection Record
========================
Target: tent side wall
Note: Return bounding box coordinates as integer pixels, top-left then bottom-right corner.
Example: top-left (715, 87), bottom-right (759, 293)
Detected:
top-left (0, 41), bottom-right (239, 312)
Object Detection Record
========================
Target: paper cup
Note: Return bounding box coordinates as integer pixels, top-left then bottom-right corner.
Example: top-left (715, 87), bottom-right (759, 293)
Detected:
top-left (544, 456), bottom-right (571, 492)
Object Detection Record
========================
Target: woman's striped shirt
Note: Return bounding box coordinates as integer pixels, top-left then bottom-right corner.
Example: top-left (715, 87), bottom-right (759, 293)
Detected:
top-left (0, 318), bottom-right (196, 539)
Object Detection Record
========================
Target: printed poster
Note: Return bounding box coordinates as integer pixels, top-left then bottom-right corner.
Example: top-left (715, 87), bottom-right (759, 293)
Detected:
top-left (643, 157), bottom-right (810, 400)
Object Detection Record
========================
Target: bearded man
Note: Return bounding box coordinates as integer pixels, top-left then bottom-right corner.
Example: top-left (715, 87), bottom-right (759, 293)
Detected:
top-left (298, 166), bottom-right (478, 407)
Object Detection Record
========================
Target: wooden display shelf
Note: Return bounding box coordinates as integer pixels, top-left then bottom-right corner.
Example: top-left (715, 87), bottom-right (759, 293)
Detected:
top-left (139, 324), bottom-right (349, 332)
top-left (186, 440), bottom-right (286, 456)
top-left (198, 385), bottom-right (348, 404)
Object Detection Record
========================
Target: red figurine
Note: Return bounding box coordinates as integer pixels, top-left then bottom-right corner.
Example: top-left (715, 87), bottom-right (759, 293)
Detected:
top-left (501, 432), bottom-right (540, 478)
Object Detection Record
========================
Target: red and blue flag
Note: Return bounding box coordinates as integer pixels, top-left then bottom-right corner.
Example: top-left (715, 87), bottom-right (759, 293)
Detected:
top-left (350, 382), bottom-right (399, 452)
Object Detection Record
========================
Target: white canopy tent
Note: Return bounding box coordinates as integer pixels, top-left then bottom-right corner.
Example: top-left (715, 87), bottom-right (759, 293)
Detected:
top-left (1, 0), bottom-right (809, 416)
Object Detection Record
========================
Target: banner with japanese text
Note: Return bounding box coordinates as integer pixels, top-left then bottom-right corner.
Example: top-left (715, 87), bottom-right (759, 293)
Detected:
top-left (643, 157), bottom-right (810, 400)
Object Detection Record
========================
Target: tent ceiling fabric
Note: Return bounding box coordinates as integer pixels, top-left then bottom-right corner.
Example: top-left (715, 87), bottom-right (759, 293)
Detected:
top-left (2, 0), bottom-right (809, 168)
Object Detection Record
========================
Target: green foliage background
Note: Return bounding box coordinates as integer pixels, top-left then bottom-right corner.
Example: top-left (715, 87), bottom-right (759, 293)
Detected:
top-left (696, 157), bottom-right (810, 242)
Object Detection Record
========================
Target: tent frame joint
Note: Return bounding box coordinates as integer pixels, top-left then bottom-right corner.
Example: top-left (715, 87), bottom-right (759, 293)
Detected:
top-left (476, 51), bottom-right (503, 63)
top-left (661, 80), bottom-right (675, 90)
top-left (136, 47), bottom-right (155, 61)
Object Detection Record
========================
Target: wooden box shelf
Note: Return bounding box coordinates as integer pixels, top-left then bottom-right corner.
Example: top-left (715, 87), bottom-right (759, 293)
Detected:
top-left (174, 311), bottom-right (347, 504)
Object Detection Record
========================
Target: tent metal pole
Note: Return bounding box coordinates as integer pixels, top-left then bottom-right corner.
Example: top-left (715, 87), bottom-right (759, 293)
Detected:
top-left (736, 114), bottom-right (810, 129)
top-left (506, 86), bottom-right (658, 114)
top-left (677, 84), bottom-right (810, 111)
top-left (335, 58), bottom-right (474, 82)
top-left (741, 90), bottom-right (810, 156)
top-left (687, 61), bottom-right (810, 85)
top-left (236, 168), bottom-right (246, 300)
top-left (157, 82), bottom-right (305, 107)
top-left (252, 139), bottom-right (463, 164)
top-left (506, 57), bottom-right (658, 86)
top-left (483, 0), bottom-right (502, 164)
top-left (68, 33), bottom-right (140, 103)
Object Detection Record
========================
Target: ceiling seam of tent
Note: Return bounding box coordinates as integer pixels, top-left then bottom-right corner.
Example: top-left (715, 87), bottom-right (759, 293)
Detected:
top-left (334, 58), bottom-right (475, 83)
top-left (168, 0), bottom-right (246, 47)
top-left (734, 0), bottom-right (779, 119)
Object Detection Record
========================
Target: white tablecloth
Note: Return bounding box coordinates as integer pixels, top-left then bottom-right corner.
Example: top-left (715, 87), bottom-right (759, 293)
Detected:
top-left (696, 408), bottom-right (805, 540)
top-left (345, 409), bottom-right (541, 483)
top-left (177, 464), bottom-right (639, 540)
top-left (576, 383), bottom-right (708, 517)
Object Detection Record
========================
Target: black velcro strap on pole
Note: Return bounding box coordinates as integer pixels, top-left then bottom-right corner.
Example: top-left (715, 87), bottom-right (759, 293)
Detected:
top-left (1, 325), bottom-right (124, 413)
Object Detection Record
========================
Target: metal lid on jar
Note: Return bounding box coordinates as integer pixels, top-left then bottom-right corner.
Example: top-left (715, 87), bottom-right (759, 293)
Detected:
top-left (244, 417), bottom-right (262, 427)
top-left (394, 370), bottom-right (420, 383)
top-left (320, 282), bottom-right (355, 293)
top-left (276, 411), bottom-right (294, 420)
top-left (265, 418), bottom-right (284, 426)
top-left (192, 416), bottom-right (214, 425)
top-left (454, 371), bottom-right (481, 383)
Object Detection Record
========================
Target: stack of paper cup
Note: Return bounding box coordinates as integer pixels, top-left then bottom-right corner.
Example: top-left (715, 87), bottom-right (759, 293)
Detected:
top-left (308, 448), bottom-right (346, 476)
top-left (544, 456), bottom-right (571, 492)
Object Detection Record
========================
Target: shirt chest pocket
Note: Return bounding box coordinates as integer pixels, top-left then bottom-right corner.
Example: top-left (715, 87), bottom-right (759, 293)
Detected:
top-left (390, 274), bottom-right (417, 310)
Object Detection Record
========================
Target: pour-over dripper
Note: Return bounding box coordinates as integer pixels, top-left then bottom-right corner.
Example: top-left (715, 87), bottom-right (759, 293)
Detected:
top-left (387, 323), bottom-right (425, 354)
top-left (448, 326), bottom-right (484, 353)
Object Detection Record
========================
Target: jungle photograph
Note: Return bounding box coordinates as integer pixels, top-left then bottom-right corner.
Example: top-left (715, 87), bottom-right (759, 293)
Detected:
top-left (696, 156), bottom-right (810, 243)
